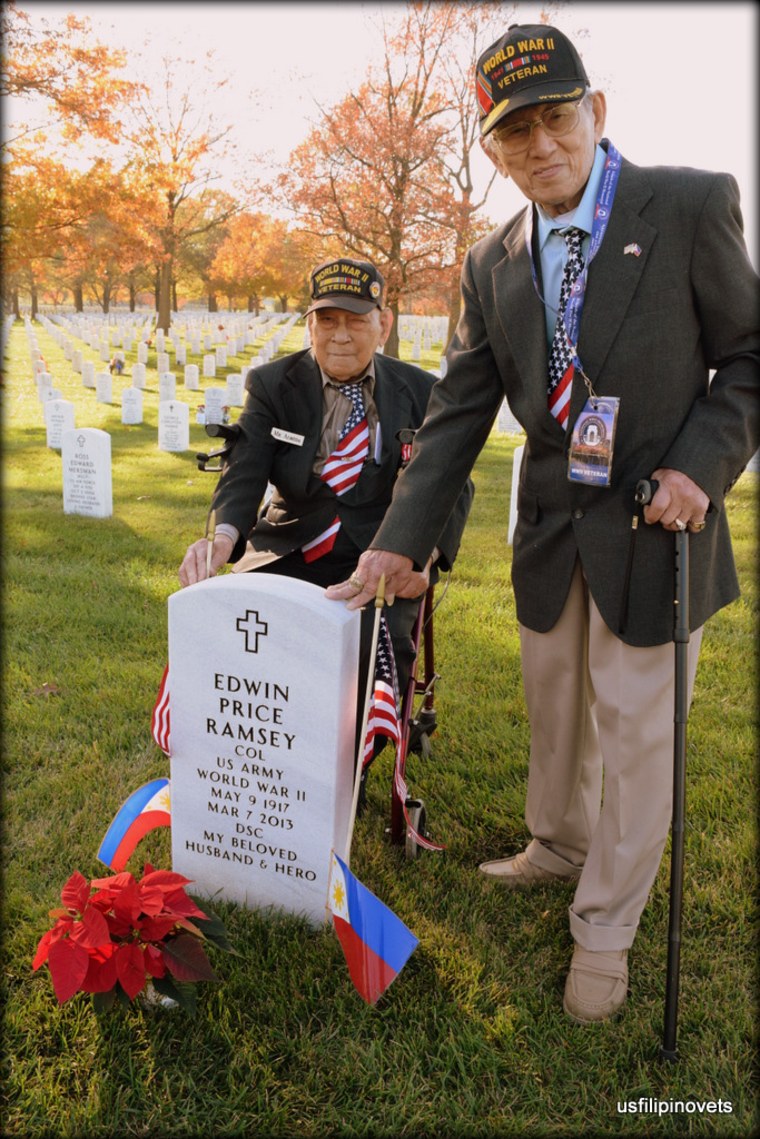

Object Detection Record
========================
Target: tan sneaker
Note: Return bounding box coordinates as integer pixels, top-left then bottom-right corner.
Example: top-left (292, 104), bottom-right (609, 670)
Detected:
top-left (478, 849), bottom-right (581, 887)
top-left (563, 946), bottom-right (629, 1023)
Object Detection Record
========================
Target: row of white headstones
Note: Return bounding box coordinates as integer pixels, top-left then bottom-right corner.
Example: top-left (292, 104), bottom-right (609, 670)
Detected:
top-left (21, 306), bottom-right (521, 520)
top-left (23, 311), bottom-right (301, 517)
top-left (39, 310), bottom-right (299, 422)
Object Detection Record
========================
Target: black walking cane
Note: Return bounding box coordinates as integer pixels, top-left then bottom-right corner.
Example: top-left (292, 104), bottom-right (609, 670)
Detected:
top-left (634, 478), bottom-right (690, 1062)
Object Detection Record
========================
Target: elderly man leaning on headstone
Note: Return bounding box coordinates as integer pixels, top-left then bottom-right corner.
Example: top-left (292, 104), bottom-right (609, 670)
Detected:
top-left (179, 257), bottom-right (474, 790)
top-left (327, 24), bottom-right (759, 1023)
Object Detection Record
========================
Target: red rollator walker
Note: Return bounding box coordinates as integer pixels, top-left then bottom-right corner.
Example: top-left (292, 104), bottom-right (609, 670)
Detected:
top-left (389, 583), bottom-right (440, 858)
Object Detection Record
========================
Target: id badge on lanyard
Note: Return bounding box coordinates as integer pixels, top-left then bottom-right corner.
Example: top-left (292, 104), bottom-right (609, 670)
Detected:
top-left (567, 396), bottom-right (620, 486)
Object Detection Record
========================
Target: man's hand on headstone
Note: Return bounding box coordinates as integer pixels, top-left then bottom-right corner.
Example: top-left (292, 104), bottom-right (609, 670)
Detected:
top-left (324, 549), bottom-right (428, 610)
top-left (178, 533), bottom-right (234, 587)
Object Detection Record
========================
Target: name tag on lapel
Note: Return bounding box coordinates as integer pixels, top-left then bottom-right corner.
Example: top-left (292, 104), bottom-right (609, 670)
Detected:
top-left (271, 427), bottom-right (305, 446)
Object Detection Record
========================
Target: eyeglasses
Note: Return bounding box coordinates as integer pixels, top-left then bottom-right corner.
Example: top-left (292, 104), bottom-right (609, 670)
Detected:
top-left (490, 99), bottom-right (587, 155)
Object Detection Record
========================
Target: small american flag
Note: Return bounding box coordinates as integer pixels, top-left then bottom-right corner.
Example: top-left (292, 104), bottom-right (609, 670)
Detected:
top-left (363, 616), bottom-right (401, 766)
top-left (151, 665), bottom-right (171, 756)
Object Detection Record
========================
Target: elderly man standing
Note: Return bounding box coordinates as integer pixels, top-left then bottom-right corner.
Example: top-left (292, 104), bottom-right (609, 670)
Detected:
top-left (328, 25), bottom-right (759, 1022)
top-left (180, 257), bottom-right (472, 776)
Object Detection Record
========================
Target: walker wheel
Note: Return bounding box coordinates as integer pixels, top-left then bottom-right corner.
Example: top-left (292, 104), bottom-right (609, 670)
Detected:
top-left (404, 798), bottom-right (427, 861)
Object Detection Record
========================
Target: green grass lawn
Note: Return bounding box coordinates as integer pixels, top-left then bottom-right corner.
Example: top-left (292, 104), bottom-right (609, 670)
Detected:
top-left (2, 315), bottom-right (757, 1137)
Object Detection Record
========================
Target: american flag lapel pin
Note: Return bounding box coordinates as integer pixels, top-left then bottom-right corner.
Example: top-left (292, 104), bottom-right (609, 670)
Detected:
top-left (624, 242), bottom-right (642, 257)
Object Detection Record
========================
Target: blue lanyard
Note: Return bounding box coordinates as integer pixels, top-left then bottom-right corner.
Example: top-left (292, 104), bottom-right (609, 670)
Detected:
top-left (529, 142), bottom-right (623, 376)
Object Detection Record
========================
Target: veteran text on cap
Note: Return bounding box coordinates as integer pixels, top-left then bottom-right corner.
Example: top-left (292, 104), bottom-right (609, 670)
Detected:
top-left (305, 259), bottom-right (385, 316)
top-left (476, 24), bottom-right (590, 138)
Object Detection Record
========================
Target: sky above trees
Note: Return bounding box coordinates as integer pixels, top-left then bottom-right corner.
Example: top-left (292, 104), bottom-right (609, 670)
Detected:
top-left (3, 0), bottom-right (756, 329)
top-left (8, 0), bottom-right (755, 258)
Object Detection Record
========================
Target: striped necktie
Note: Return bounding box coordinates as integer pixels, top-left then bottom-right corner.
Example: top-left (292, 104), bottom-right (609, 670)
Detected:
top-left (302, 381), bottom-right (369, 562)
top-left (547, 226), bottom-right (584, 428)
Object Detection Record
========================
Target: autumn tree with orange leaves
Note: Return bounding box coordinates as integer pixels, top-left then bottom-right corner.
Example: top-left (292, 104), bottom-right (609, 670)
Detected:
top-left (264, 226), bottom-right (322, 314)
top-left (1, 1), bottom-right (139, 147)
top-left (2, 10), bottom-right (246, 323)
top-left (1, 4), bottom-right (144, 314)
top-left (280, 1), bottom-right (508, 355)
top-left (121, 56), bottom-right (243, 332)
top-left (209, 216), bottom-right (318, 314)
top-left (208, 212), bottom-right (277, 313)
top-left (2, 0), bottom-right (530, 324)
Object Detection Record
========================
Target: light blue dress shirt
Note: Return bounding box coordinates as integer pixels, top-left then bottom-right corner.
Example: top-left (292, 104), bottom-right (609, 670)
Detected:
top-left (535, 144), bottom-right (607, 345)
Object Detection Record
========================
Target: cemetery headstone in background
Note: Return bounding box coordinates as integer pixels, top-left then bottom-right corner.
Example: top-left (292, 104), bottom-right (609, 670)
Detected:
top-left (158, 400), bottom-right (190, 452)
top-left (45, 399), bottom-right (75, 450)
top-left (61, 428), bottom-right (113, 518)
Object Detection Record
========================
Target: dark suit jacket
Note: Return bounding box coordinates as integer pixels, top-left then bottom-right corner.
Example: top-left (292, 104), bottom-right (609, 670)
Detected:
top-left (371, 152), bottom-right (760, 645)
top-left (210, 349), bottom-right (473, 574)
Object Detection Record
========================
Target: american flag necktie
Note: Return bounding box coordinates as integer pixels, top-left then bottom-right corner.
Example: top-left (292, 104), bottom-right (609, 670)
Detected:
top-left (547, 226), bottom-right (585, 428)
top-left (302, 381), bottom-right (369, 562)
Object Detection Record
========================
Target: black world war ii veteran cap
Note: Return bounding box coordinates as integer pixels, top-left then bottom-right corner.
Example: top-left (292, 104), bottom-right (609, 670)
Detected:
top-left (476, 24), bottom-right (590, 138)
top-left (305, 258), bottom-right (385, 316)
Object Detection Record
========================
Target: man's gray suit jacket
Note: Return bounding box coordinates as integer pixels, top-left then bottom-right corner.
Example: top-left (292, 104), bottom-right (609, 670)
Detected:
top-left (210, 349), bottom-right (473, 575)
top-left (371, 153), bottom-right (759, 646)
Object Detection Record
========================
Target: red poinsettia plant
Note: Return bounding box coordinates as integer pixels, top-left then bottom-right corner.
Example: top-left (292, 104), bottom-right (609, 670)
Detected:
top-left (33, 864), bottom-right (235, 1014)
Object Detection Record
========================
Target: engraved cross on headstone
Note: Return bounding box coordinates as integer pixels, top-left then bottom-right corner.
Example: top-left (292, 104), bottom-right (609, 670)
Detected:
top-left (236, 609), bottom-right (269, 653)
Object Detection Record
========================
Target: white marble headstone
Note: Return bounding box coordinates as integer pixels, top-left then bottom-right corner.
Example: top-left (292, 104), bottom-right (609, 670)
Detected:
top-left (203, 354), bottom-right (216, 378)
top-left (184, 364), bottom-right (200, 390)
top-left (168, 574), bottom-right (360, 923)
top-left (225, 373), bottom-right (244, 406)
top-left (96, 372), bottom-right (112, 403)
top-left (38, 384), bottom-right (62, 403)
top-left (82, 360), bottom-right (96, 389)
top-left (159, 372), bottom-right (177, 401)
top-left (203, 387), bottom-right (225, 426)
top-left (131, 362), bottom-right (146, 389)
top-left (158, 400), bottom-right (190, 452)
top-left (497, 399), bottom-right (522, 435)
top-left (61, 428), bottom-right (113, 518)
top-left (45, 399), bottom-right (75, 449)
top-left (508, 443), bottom-right (525, 546)
top-left (121, 387), bottom-right (144, 425)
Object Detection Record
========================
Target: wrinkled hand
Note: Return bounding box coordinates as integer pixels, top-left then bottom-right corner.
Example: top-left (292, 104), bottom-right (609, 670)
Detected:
top-left (178, 533), bottom-right (234, 587)
top-left (324, 549), bottom-right (429, 610)
top-left (643, 468), bottom-right (710, 533)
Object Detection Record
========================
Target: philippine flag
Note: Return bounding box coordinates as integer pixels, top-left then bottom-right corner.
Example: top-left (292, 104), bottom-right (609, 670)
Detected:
top-left (97, 778), bottom-right (172, 871)
top-left (327, 850), bottom-right (418, 1004)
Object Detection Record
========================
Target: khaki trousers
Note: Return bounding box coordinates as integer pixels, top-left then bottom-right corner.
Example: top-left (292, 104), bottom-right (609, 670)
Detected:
top-left (518, 561), bottom-right (702, 952)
